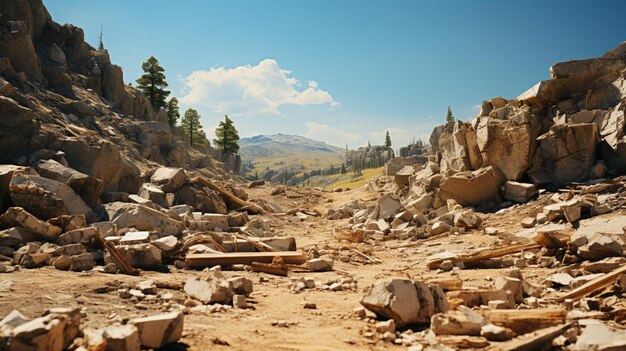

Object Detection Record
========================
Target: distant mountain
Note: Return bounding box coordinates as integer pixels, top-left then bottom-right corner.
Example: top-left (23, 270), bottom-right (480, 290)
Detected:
top-left (239, 134), bottom-right (345, 159)
top-left (238, 134), bottom-right (346, 181)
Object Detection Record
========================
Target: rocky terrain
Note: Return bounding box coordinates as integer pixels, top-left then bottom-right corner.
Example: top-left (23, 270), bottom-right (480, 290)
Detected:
top-left (1, 1), bottom-right (626, 351)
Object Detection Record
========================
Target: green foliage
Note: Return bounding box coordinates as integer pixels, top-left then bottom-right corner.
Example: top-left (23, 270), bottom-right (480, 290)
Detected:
top-left (136, 56), bottom-right (170, 110)
top-left (384, 131), bottom-right (392, 148)
top-left (180, 108), bottom-right (207, 148)
top-left (214, 115), bottom-right (240, 153)
top-left (340, 163), bottom-right (346, 174)
top-left (166, 97), bottom-right (180, 127)
top-left (446, 106), bottom-right (455, 123)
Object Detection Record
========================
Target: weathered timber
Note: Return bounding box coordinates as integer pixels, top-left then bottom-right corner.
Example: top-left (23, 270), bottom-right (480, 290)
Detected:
top-left (185, 251), bottom-right (309, 268)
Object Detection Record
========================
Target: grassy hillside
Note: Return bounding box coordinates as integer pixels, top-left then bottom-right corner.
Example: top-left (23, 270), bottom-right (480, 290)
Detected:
top-left (305, 166), bottom-right (384, 190)
top-left (239, 134), bottom-right (346, 180)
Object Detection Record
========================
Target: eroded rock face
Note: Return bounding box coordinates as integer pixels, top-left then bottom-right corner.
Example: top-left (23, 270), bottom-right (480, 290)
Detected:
top-left (438, 166), bottom-right (505, 207)
top-left (530, 123), bottom-right (599, 186)
top-left (60, 137), bottom-right (141, 194)
top-left (435, 121), bottom-right (481, 174)
top-left (474, 106), bottom-right (541, 181)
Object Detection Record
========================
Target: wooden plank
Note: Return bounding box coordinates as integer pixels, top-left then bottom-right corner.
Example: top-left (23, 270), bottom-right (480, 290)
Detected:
top-left (478, 309), bottom-right (567, 336)
top-left (427, 242), bottom-right (541, 270)
top-left (192, 176), bottom-right (264, 214)
top-left (487, 323), bottom-right (572, 351)
top-left (185, 251), bottom-right (308, 267)
top-left (424, 276), bottom-right (463, 291)
top-left (557, 263), bottom-right (626, 302)
top-left (250, 262), bottom-right (289, 276)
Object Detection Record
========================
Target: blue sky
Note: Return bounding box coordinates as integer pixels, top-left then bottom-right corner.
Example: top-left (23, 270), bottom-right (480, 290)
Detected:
top-left (45, 0), bottom-right (626, 149)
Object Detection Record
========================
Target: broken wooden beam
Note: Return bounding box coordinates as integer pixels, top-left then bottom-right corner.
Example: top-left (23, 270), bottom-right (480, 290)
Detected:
top-left (424, 276), bottom-right (463, 291)
top-left (427, 242), bottom-right (541, 270)
top-left (478, 309), bottom-right (567, 336)
top-left (487, 323), bottom-right (573, 351)
top-left (185, 251), bottom-right (309, 268)
top-left (250, 262), bottom-right (289, 276)
top-left (191, 176), bottom-right (264, 214)
top-left (557, 263), bottom-right (626, 302)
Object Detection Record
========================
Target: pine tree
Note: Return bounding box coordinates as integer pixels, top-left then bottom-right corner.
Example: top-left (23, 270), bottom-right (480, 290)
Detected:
top-left (446, 106), bottom-right (455, 123)
top-left (136, 56), bottom-right (170, 110)
top-left (98, 25), bottom-right (104, 51)
top-left (213, 115), bottom-right (240, 153)
top-left (368, 141), bottom-right (371, 148)
top-left (166, 97), bottom-right (180, 127)
top-left (384, 131), bottom-right (392, 149)
top-left (180, 108), bottom-right (207, 148)
top-left (340, 163), bottom-right (346, 174)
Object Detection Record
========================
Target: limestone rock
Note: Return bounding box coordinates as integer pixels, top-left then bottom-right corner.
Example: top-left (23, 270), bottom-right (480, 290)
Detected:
top-left (104, 243), bottom-right (161, 268)
top-left (439, 166), bottom-right (505, 207)
top-left (372, 194), bottom-right (402, 220)
top-left (360, 279), bottom-right (447, 327)
top-left (130, 312), bottom-right (184, 349)
top-left (503, 181), bottom-right (537, 203)
top-left (184, 270), bottom-right (234, 304)
top-left (174, 184), bottom-right (227, 214)
top-left (431, 306), bottom-right (489, 336)
top-left (306, 258), bottom-right (334, 272)
top-left (138, 184), bottom-right (168, 208)
top-left (61, 138), bottom-right (141, 193)
top-left (574, 321), bottom-right (626, 351)
top-left (453, 209), bottom-right (482, 229)
top-left (227, 277), bottom-right (253, 296)
top-left (0, 207), bottom-right (62, 241)
top-left (151, 167), bottom-right (186, 193)
top-left (33, 159), bottom-right (103, 209)
top-left (530, 123), bottom-right (599, 186)
top-left (105, 202), bottom-right (184, 237)
top-left (9, 173), bottom-right (98, 223)
top-left (102, 324), bottom-right (141, 351)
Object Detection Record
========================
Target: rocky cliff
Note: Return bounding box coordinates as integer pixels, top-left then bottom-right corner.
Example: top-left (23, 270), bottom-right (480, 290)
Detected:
top-left (0, 0), bottom-right (237, 184)
top-left (429, 42), bottom-right (626, 188)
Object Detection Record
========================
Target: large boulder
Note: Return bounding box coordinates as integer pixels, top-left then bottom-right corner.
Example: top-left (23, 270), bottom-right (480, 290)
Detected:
top-left (529, 123), bottom-right (599, 186)
top-left (60, 137), bottom-right (141, 193)
top-left (104, 243), bottom-right (161, 268)
top-left (183, 270), bottom-right (234, 304)
top-left (33, 159), bottom-right (103, 208)
top-left (474, 106), bottom-right (541, 180)
top-left (104, 202), bottom-right (184, 237)
top-left (174, 184), bottom-right (227, 214)
top-left (9, 173), bottom-right (99, 223)
top-left (150, 167), bottom-right (186, 193)
top-left (438, 166), bottom-right (505, 207)
top-left (360, 278), bottom-right (448, 327)
top-left (0, 207), bottom-right (61, 241)
top-left (0, 165), bottom-right (37, 212)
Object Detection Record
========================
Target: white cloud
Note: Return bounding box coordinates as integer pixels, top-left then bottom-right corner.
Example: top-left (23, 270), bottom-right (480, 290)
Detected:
top-left (472, 104), bottom-right (481, 110)
top-left (180, 59), bottom-right (338, 116)
top-left (302, 122), bottom-right (364, 148)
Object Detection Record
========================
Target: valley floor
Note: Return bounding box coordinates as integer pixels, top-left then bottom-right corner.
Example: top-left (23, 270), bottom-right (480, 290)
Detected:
top-left (3, 180), bottom-right (621, 350)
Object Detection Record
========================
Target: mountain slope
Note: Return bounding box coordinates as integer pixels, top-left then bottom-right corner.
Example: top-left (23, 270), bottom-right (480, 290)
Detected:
top-left (239, 134), bottom-right (344, 159)
top-left (239, 134), bottom-right (346, 181)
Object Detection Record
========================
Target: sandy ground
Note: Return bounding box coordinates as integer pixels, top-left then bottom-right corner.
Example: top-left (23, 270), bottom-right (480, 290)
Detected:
top-left (1, 183), bottom-right (621, 350)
